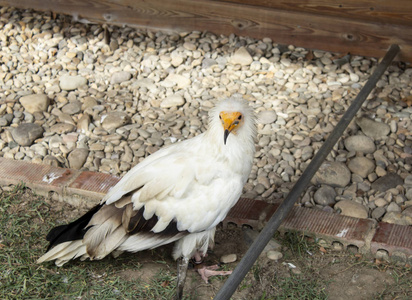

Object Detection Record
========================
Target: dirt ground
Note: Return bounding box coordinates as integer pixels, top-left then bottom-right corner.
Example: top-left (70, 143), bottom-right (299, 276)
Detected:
top-left (42, 194), bottom-right (411, 300)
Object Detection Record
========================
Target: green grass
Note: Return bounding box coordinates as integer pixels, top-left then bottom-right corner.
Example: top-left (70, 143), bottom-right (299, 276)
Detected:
top-left (0, 184), bottom-right (189, 300)
top-left (279, 231), bottom-right (319, 259)
top-left (270, 275), bottom-right (328, 300)
top-left (248, 231), bottom-right (329, 300)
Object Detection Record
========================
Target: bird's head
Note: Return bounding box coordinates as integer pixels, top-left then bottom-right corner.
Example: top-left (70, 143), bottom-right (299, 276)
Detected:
top-left (219, 111), bottom-right (243, 145)
top-left (209, 97), bottom-right (256, 146)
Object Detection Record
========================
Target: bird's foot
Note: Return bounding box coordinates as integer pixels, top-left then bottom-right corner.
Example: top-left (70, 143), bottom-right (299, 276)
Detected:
top-left (196, 265), bottom-right (232, 283)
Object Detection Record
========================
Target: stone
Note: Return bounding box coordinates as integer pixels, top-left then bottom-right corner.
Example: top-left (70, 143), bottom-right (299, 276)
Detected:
top-left (374, 198), bottom-right (388, 207)
top-left (403, 206), bottom-right (412, 218)
top-left (161, 94), bottom-right (185, 108)
top-left (406, 189), bottom-right (412, 201)
top-left (43, 155), bottom-right (60, 167)
top-left (68, 148), bottom-right (89, 169)
top-left (165, 74), bottom-right (191, 89)
top-left (404, 175), bottom-right (412, 186)
top-left (50, 123), bottom-right (75, 134)
top-left (202, 58), bottom-right (217, 69)
top-left (356, 117), bottom-right (391, 139)
top-left (231, 47), bottom-right (253, 66)
top-left (382, 211), bottom-right (412, 226)
top-left (59, 75), bottom-right (88, 91)
top-left (49, 136), bottom-right (63, 148)
top-left (371, 207), bottom-right (386, 220)
top-left (344, 135), bottom-right (376, 153)
top-left (347, 157), bottom-right (375, 178)
top-left (58, 113), bottom-right (76, 125)
top-left (31, 144), bottom-right (47, 157)
top-left (243, 228), bottom-right (281, 252)
top-left (371, 173), bottom-right (403, 192)
top-left (312, 162), bottom-right (351, 188)
top-left (19, 94), bottom-right (50, 113)
top-left (77, 114), bottom-right (91, 132)
top-left (171, 56), bottom-right (184, 67)
top-left (82, 97), bottom-right (98, 110)
top-left (386, 202), bottom-right (401, 213)
top-left (267, 250), bottom-right (283, 261)
top-left (101, 112), bottom-right (131, 131)
top-left (220, 254), bottom-right (237, 264)
top-left (258, 110), bottom-right (277, 124)
top-left (0, 116), bottom-right (10, 126)
top-left (62, 101), bottom-right (82, 115)
top-left (11, 123), bottom-right (44, 146)
top-left (334, 200), bottom-right (368, 219)
top-left (314, 185), bottom-right (336, 206)
top-left (110, 71), bottom-right (132, 84)
top-left (183, 42), bottom-right (196, 51)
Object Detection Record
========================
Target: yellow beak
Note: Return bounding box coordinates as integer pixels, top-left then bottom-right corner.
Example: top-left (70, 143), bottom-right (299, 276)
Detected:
top-left (220, 111), bottom-right (242, 144)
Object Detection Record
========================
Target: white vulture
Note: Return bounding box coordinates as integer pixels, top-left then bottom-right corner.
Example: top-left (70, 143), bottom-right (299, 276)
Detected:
top-left (37, 97), bottom-right (256, 298)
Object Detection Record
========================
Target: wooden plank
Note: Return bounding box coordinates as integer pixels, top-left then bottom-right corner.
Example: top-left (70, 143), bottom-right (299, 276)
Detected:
top-left (218, 0), bottom-right (412, 26)
top-left (1, 0), bottom-right (411, 62)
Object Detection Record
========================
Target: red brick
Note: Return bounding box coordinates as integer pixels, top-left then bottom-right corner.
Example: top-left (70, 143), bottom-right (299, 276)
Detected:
top-left (279, 206), bottom-right (376, 253)
top-left (371, 222), bottom-right (412, 258)
top-left (67, 170), bottom-right (120, 200)
top-left (0, 157), bottom-right (77, 194)
top-left (223, 198), bottom-right (271, 230)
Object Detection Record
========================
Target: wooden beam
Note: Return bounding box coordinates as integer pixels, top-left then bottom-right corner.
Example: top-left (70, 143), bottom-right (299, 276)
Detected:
top-left (219, 0), bottom-right (412, 26)
top-left (1, 0), bottom-right (411, 62)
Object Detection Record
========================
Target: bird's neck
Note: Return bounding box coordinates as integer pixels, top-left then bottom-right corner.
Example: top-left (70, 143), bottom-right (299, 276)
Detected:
top-left (204, 125), bottom-right (255, 174)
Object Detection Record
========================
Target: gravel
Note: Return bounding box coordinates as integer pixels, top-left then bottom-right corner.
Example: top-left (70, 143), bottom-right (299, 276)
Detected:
top-left (0, 7), bottom-right (411, 225)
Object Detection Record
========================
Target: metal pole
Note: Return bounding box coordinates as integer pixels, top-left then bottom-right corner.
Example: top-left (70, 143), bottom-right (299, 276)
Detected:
top-left (214, 44), bottom-right (400, 300)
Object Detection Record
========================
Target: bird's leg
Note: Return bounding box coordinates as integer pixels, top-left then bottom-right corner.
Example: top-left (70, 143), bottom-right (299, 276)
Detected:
top-left (175, 256), bottom-right (189, 300)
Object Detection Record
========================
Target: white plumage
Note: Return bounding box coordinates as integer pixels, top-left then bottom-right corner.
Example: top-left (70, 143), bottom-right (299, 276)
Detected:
top-left (38, 97), bottom-right (256, 297)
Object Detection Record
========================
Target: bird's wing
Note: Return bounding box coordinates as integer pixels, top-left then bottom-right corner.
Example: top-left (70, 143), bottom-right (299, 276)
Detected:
top-left (100, 133), bottom-right (243, 233)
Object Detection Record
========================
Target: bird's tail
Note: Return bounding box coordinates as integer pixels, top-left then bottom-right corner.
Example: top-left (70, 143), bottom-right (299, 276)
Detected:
top-left (37, 204), bottom-right (104, 266)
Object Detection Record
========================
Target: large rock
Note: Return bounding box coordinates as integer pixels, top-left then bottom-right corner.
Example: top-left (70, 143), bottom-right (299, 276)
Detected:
top-left (11, 123), bottom-right (44, 146)
top-left (68, 148), bottom-right (89, 169)
top-left (356, 117), bottom-right (390, 139)
top-left (164, 74), bottom-right (191, 89)
top-left (344, 135), bottom-right (375, 153)
top-left (314, 185), bottom-right (336, 206)
top-left (231, 47), bottom-right (253, 66)
top-left (161, 94), bottom-right (185, 108)
top-left (19, 94), bottom-right (50, 113)
top-left (59, 75), bottom-right (88, 91)
top-left (312, 162), bottom-right (351, 187)
top-left (62, 101), bottom-right (82, 115)
top-left (371, 173), bottom-right (403, 192)
top-left (258, 110), bottom-right (277, 124)
top-left (101, 112), bottom-right (131, 131)
top-left (335, 200), bottom-right (368, 219)
top-left (110, 71), bottom-right (132, 84)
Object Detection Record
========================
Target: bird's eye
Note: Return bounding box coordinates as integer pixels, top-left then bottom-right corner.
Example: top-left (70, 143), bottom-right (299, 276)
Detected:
top-left (238, 115), bottom-right (242, 120)
top-left (219, 115), bottom-right (222, 119)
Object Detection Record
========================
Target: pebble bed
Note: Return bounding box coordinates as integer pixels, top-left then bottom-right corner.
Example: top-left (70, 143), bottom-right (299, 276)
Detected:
top-left (1, 7), bottom-right (412, 226)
